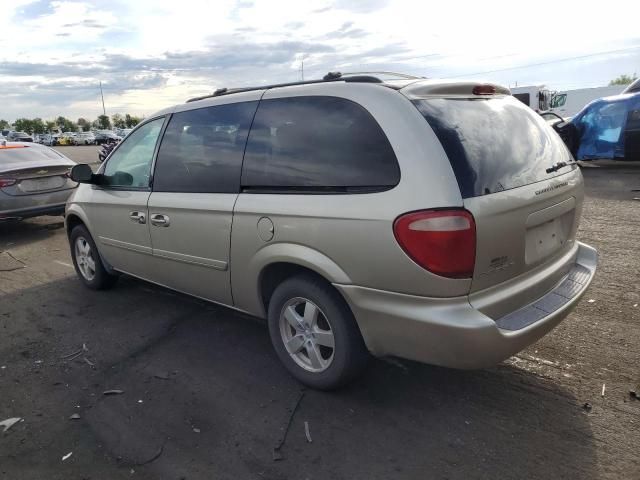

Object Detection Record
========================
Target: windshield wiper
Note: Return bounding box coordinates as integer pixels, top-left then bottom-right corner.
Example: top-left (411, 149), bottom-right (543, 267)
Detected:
top-left (546, 161), bottom-right (571, 174)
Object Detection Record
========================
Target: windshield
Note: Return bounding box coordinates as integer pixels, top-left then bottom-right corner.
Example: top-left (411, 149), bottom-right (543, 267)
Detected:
top-left (413, 95), bottom-right (575, 198)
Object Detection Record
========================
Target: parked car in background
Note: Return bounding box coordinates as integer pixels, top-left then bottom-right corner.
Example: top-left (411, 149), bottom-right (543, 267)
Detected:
top-left (57, 132), bottom-right (76, 146)
top-left (37, 134), bottom-right (55, 146)
top-left (115, 128), bottom-right (133, 139)
top-left (65, 74), bottom-right (598, 389)
top-left (552, 90), bottom-right (640, 161)
top-left (8, 131), bottom-right (34, 142)
top-left (72, 132), bottom-right (96, 145)
top-left (94, 130), bottom-right (120, 145)
top-left (0, 141), bottom-right (77, 221)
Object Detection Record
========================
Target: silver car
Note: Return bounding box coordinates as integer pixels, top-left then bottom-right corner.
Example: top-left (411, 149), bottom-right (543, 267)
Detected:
top-left (72, 132), bottom-right (96, 145)
top-left (65, 73), bottom-right (597, 389)
top-left (1, 141), bottom-right (76, 221)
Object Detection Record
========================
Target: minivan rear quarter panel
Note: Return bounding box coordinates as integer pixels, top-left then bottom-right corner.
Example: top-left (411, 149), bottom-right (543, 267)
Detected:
top-left (230, 83), bottom-right (470, 317)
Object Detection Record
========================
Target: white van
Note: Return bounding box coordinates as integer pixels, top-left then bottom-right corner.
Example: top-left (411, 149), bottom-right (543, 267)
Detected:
top-left (511, 85), bottom-right (554, 111)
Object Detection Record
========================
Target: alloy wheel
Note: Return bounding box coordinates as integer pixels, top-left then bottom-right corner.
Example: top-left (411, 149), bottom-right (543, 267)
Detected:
top-left (279, 297), bottom-right (335, 373)
top-left (74, 236), bottom-right (96, 281)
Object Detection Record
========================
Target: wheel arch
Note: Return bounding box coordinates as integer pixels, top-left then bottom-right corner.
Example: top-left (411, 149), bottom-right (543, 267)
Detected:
top-left (65, 207), bottom-right (116, 275)
top-left (259, 262), bottom-right (332, 316)
top-left (240, 243), bottom-right (353, 319)
top-left (65, 211), bottom-right (86, 238)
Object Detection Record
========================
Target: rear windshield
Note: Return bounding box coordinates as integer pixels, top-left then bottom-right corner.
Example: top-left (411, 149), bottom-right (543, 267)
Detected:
top-left (0, 146), bottom-right (70, 170)
top-left (413, 96), bottom-right (574, 198)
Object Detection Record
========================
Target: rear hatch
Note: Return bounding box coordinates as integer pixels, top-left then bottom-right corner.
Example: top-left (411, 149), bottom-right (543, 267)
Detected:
top-left (404, 81), bottom-right (582, 312)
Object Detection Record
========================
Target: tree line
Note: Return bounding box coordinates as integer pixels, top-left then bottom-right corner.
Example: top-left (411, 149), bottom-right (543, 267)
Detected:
top-left (609, 74), bottom-right (637, 86)
top-left (0, 113), bottom-right (144, 135)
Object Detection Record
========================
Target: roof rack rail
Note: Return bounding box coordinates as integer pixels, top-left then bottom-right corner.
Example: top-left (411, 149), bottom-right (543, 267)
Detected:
top-left (340, 71), bottom-right (425, 80)
top-left (186, 71), bottom-right (384, 103)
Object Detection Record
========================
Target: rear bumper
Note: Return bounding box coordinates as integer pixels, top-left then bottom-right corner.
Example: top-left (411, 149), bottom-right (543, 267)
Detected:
top-left (336, 241), bottom-right (597, 369)
top-left (0, 189), bottom-right (72, 220)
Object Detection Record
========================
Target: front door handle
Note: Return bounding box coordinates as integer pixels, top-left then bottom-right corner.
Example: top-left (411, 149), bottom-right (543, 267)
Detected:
top-left (129, 211), bottom-right (146, 224)
top-left (150, 213), bottom-right (170, 227)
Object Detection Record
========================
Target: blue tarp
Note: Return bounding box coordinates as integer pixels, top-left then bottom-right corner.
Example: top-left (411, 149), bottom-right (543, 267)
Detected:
top-left (571, 93), bottom-right (640, 160)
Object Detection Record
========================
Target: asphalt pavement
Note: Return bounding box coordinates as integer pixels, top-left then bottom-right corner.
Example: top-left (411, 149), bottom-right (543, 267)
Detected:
top-left (1, 151), bottom-right (638, 479)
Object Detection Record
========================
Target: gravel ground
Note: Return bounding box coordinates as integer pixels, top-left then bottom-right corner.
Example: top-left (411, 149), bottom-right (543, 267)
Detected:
top-left (0, 155), bottom-right (638, 480)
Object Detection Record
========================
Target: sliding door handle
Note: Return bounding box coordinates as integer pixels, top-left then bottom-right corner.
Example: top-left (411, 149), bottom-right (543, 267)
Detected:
top-left (150, 213), bottom-right (170, 227)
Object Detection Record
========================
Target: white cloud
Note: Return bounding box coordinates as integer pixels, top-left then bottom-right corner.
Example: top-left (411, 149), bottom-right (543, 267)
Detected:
top-left (0, 0), bottom-right (639, 120)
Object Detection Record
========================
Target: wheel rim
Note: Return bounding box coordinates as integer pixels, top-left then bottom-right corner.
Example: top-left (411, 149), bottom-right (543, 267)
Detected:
top-left (279, 297), bottom-right (335, 373)
top-left (74, 236), bottom-right (96, 281)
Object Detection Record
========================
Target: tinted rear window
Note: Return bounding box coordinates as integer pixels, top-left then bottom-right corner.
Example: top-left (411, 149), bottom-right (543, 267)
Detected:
top-left (413, 96), bottom-right (574, 198)
top-left (241, 96), bottom-right (399, 192)
top-left (153, 102), bottom-right (258, 193)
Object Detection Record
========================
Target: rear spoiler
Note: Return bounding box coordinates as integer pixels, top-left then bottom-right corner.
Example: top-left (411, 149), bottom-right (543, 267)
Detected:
top-left (399, 80), bottom-right (511, 99)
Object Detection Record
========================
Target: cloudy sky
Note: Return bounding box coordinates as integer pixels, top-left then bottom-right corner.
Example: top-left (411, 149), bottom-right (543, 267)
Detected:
top-left (1, 0), bottom-right (639, 121)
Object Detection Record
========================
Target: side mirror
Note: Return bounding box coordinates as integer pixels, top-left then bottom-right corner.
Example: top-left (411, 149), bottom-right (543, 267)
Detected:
top-left (70, 163), bottom-right (93, 183)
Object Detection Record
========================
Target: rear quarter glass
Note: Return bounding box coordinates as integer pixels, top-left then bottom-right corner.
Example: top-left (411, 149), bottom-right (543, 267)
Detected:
top-left (413, 96), bottom-right (575, 198)
top-left (241, 96), bottom-right (400, 191)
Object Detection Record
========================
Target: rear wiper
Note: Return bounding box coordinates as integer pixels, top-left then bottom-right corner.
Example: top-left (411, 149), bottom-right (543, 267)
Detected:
top-left (546, 161), bottom-right (571, 174)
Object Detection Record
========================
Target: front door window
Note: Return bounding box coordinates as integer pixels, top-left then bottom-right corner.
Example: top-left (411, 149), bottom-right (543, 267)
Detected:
top-left (103, 118), bottom-right (164, 188)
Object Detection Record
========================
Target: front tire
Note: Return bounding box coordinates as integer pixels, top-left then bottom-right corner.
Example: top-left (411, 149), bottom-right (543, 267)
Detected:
top-left (69, 225), bottom-right (118, 290)
top-left (268, 274), bottom-right (369, 390)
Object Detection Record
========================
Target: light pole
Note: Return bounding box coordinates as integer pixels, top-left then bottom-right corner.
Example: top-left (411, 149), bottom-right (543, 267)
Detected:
top-left (100, 81), bottom-right (106, 116)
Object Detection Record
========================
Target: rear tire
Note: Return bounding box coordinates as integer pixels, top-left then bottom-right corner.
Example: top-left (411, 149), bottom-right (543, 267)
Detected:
top-left (268, 274), bottom-right (369, 390)
top-left (69, 225), bottom-right (118, 290)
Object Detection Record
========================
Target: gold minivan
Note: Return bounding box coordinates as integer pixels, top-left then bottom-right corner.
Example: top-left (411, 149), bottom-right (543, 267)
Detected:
top-left (66, 73), bottom-right (597, 389)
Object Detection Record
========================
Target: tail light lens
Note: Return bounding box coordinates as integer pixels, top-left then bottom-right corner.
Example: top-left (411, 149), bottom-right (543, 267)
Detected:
top-left (472, 84), bottom-right (496, 95)
top-left (0, 178), bottom-right (17, 188)
top-left (393, 209), bottom-right (476, 279)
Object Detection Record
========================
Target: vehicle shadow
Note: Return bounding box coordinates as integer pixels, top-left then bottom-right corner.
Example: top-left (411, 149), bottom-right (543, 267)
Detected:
top-left (0, 216), bottom-right (65, 250)
top-left (0, 276), bottom-right (598, 480)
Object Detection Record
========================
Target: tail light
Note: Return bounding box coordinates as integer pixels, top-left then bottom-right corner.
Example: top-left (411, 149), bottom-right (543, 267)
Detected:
top-left (393, 209), bottom-right (476, 279)
top-left (0, 178), bottom-right (17, 188)
top-left (472, 84), bottom-right (496, 95)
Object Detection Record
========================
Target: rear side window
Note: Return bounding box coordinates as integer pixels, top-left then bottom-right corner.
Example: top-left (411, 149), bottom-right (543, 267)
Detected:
top-left (241, 96), bottom-right (399, 192)
top-left (413, 96), bottom-right (574, 198)
top-left (153, 101), bottom-right (258, 193)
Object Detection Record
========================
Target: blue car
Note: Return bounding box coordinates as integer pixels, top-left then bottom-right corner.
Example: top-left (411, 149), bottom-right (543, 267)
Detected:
top-left (553, 88), bottom-right (640, 161)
